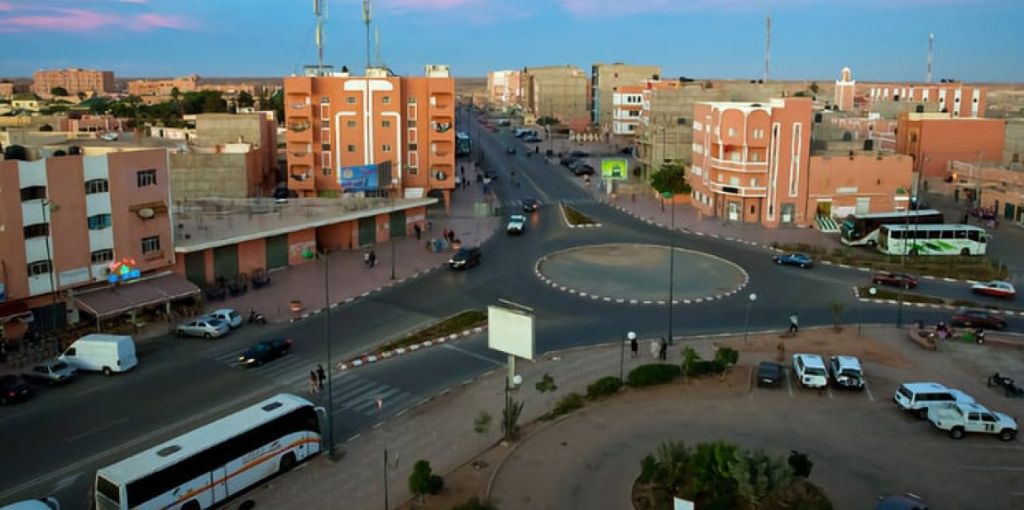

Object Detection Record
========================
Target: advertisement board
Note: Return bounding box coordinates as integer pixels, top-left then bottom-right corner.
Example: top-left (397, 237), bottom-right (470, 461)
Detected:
top-left (339, 164), bottom-right (380, 191)
top-left (601, 158), bottom-right (628, 180)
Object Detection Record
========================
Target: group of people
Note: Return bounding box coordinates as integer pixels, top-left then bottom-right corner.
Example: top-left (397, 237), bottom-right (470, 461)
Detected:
top-left (627, 336), bottom-right (670, 361)
top-left (308, 364), bottom-right (328, 394)
top-left (363, 249), bottom-right (377, 269)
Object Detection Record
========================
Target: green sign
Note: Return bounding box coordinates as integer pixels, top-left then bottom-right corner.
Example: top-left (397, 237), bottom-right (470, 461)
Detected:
top-left (601, 158), bottom-right (628, 180)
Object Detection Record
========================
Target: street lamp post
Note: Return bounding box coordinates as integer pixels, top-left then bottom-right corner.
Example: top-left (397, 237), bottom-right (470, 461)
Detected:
top-left (743, 293), bottom-right (758, 343)
top-left (41, 199), bottom-right (58, 338)
top-left (320, 250), bottom-right (336, 456)
top-left (390, 184), bottom-right (396, 280)
top-left (667, 191), bottom-right (676, 345)
top-left (621, 331), bottom-right (636, 382)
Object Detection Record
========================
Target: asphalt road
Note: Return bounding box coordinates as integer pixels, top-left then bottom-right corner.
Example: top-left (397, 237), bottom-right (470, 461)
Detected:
top-left (1, 107), bottom-right (1021, 509)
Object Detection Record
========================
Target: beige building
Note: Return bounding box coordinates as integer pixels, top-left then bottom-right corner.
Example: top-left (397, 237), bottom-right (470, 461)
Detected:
top-left (486, 70), bottom-right (522, 106)
top-left (522, 65), bottom-right (589, 127)
top-left (32, 68), bottom-right (115, 97)
top-left (591, 63), bottom-right (661, 131)
top-left (127, 75), bottom-right (200, 98)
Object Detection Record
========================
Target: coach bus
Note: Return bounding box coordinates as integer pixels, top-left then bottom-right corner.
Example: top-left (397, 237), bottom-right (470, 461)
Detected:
top-left (94, 394), bottom-right (322, 510)
top-left (877, 224), bottom-right (988, 256)
top-left (456, 131), bottom-right (471, 156)
top-left (840, 209), bottom-right (944, 247)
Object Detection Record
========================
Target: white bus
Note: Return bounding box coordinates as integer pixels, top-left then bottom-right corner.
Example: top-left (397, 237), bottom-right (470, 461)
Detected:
top-left (840, 209), bottom-right (944, 247)
top-left (94, 394), bottom-right (322, 510)
top-left (877, 224), bottom-right (989, 256)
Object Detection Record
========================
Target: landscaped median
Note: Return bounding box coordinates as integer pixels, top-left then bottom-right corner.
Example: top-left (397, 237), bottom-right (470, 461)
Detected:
top-left (336, 309), bottom-right (488, 371)
top-left (775, 243), bottom-right (1008, 281)
top-left (560, 202), bottom-right (601, 228)
top-left (854, 286), bottom-right (1024, 314)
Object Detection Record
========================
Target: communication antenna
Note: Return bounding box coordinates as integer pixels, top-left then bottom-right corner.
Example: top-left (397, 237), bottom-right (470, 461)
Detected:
top-left (764, 15), bottom-right (771, 82)
top-left (363, 0), bottom-right (373, 70)
top-left (313, 0), bottom-right (327, 74)
top-left (375, 25), bottom-right (383, 68)
top-left (927, 33), bottom-right (934, 83)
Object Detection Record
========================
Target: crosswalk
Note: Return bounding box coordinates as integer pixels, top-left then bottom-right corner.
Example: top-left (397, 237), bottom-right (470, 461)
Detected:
top-left (499, 197), bottom-right (598, 208)
top-left (209, 348), bottom-right (415, 418)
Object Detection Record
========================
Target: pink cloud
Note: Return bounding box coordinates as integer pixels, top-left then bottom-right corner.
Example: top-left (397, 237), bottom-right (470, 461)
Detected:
top-left (558, 0), bottom-right (997, 17)
top-left (0, 1), bottom-right (15, 12)
top-left (3, 8), bottom-right (112, 32)
top-left (0, 4), bottom-right (195, 33)
top-left (132, 13), bottom-right (190, 30)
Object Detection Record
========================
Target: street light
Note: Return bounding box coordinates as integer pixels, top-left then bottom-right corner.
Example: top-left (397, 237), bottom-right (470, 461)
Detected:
top-left (318, 250), bottom-right (336, 457)
top-left (666, 190), bottom-right (676, 345)
top-left (390, 182), bottom-right (397, 280)
top-left (743, 293), bottom-right (758, 343)
top-left (620, 331), bottom-right (636, 382)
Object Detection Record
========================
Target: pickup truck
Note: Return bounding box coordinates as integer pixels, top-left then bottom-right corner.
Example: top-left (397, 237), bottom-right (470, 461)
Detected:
top-left (927, 401), bottom-right (1017, 441)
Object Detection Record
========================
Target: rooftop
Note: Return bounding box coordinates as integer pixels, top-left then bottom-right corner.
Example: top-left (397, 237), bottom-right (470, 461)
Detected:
top-left (173, 196), bottom-right (438, 253)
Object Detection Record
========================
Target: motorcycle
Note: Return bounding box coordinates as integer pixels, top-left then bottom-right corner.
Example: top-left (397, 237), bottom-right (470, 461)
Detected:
top-left (248, 309), bottom-right (267, 325)
top-left (988, 372), bottom-right (1024, 398)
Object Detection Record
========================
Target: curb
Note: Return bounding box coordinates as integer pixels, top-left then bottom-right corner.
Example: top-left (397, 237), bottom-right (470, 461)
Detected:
top-left (851, 286), bottom-right (1024, 317)
top-left (559, 200), bottom-right (603, 229)
top-left (334, 325), bottom-right (488, 373)
top-left (288, 264), bottom-right (445, 323)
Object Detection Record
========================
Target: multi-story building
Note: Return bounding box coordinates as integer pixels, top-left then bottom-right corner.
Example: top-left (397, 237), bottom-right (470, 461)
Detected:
top-left (0, 149), bottom-right (182, 341)
top-left (283, 65), bottom-right (456, 206)
top-left (895, 112), bottom-right (1005, 178)
top-left (32, 68), bottom-right (115, 98)
top-left (834, 67), bottom-right (856, 112)
top-left (486, 70), bottom-right (522, 106)
top-left (867, 82), bottom-right (986, 118)
top-left (610, 85), bottom-right (644, 137)
top-left (127, 75), bottom-right (200, 97)
top-left (522, 65), bottom-right (589, 126)
top-left (0, 82), bottom-right (14, 100)
top-left (635, 80), bottom-right (692, 178)
top-left (591, 63), bottom-right (661, 129)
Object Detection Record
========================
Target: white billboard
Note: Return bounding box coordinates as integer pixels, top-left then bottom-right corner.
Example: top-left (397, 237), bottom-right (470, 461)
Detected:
top-left (487, 305), bottom-right (535, 360)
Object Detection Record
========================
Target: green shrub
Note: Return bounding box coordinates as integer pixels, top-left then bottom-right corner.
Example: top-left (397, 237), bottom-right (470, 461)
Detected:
top-left (638, 453), bottom-right (659, 484)
top-left (541, 392), bottom-right (585, 421)
top-left (627, 364), bottom-right (681, 387)
top-left (535, 373), bottom-right (557, 393)
top-left (586, 376), bottom-right (623, 399)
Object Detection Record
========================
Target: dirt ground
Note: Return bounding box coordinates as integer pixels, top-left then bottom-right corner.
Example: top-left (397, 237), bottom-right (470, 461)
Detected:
top-left (718, 328), bottom-right (915, 369)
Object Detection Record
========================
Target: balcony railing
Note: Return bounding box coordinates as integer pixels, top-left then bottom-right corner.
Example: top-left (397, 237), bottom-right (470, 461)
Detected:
top-left (288, 122), bottom-right (311, 133)
top-left (708, 181), bottom-right (767, 197)
top-left (708, 157), bottom-right (768, 172)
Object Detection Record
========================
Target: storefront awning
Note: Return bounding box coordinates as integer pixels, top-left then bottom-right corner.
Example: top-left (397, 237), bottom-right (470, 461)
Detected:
top-left (74, 273), bottom-right (200, 320)
top-left (0, 301), bottom-right (32, 322)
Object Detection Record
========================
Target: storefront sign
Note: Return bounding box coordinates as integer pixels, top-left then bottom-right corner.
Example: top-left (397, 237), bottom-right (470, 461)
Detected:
top-left (108, 258), bottom-right (141, 284)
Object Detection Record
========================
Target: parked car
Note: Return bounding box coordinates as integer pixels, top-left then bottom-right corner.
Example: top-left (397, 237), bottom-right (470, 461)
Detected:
top-left (828, 355), bottom-right (865, 391)
top-left (871, 272), bottom-right (918, 289)
top-left (449, 247), bottom-right (482, 270)
top-left (569, 150), bottom-right (589, 158)
top-left (572, 164), bottom-right (596, 176)
top-left (522, 198), bottom-right (539, 212)
top-left (0, 375), bottom-right (33, 406)
top-left (0, 497), bottom-right (61, 510)
top-left (100, 132), bottom-right (119, 142)
top-left (927, 401), bottom-right (1017, 441)
top-left (875, 494), bottom-right (928, 510)
top-left (755, 362), bottom-right (784, 388)
top-left (59, 334), bottom-right (137, 375)
top-left (791, 354), bottom-right (828, 389)
top-left (967, 207), bottom-right (997, 220)
top-left (176, 318), bottom-right (230, 339)
top-left (772, 252), bottom-right (813, 268)
top-left (559, 156), bottom-right (579, 167)
top-left (23, 359), bottom-right (78, 386)
top-left (238, 338), bottom-right (292, 366)
top-left (507, 214), bottom-right (526, 235)
top-left (950, 308), bottom-right (1007, 330)
top-left (205, 308), bottom-right (243, 328)
top-left (970, 280), bottom-right (1016, 299)
top-left (894, 382), bottom-right (975, 418)
top-left (523, 135), bottom-right (543, 143)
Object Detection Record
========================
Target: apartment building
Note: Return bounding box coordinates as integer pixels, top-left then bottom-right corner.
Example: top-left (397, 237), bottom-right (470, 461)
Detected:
top-left (611, 85), bottom-right (645, 137)
top-left (895, 112), bottom-right (1005, 178)
top-left (867, 82), bottom-right (986, 118)
top-left (283, 65), bottom-right (456, 206)
top-left (591, 63), bottom-right (661, 128)
top-left (0, 149), bottom-right (183, 340)
top-left (32, 68), bottom-right (115, 97)
top-left (635, 80), bottom-right (693, 178)
top-left (486, 70), bottom-right (522, 106)
top-left (834, 67), bottom-right (856, 112)
top-left (522, 65), bottom-right (589, 126)
top-left (127, 75), bottom-right (200, 97)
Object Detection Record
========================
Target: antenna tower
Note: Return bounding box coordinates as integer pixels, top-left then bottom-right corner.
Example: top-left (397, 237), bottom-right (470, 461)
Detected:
top-left (375, 25), bottom-right (382, 68)
top-left (764, 15), bottom-right (771, 82)
top-left (314, 0), bottom-right (326, 74)
top-left (363, 0), bottom-right (373, 70)
top-left (927, 33), bottom-right (934, 83)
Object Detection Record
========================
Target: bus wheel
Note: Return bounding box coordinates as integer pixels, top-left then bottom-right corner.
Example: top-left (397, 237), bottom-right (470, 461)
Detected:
top-left (909, 249), bottom-right (919, 256)
top-left (279, 452), bottom-right (297, 473)
top-left (181, 500), bottom-right (200, 510)
top-left (102, 367), bottom-right (113, 376)
top-left (867, 240), bottom-right (877, 247)
top-left (960, 248), bottom-right (970, 256)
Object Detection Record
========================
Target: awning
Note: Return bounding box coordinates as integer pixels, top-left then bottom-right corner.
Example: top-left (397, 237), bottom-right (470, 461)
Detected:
top-left (75, 273), bottom-right (200, 320)
top-left (0, 301), bottom-right (32, 322)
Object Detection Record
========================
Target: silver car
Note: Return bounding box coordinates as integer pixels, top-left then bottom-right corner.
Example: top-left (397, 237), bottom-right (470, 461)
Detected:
top-left (23, 359), bottom-right (78, 385)
top-left (176, 318), bottom-right (230, 339)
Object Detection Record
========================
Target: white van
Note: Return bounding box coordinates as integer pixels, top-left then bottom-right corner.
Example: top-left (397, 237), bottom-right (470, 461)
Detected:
top-left (894, 382), bottom-right (975, 418)
top-left (792, 353), bottom-right (828, 389)
top-left (59, 334), bottom-right (138, 376)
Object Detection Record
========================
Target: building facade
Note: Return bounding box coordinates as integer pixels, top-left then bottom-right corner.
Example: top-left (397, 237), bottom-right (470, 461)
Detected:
top-left (283, 66), bottom-right (455, 205)
top-left (834, 67), bottom-right (856, 112)
top-left (522, 65), bottom-right (590, 126)
top-left (867, 82), bottom-right (986, 118)
top-left (895, 113), bottom-right (1006, 178)
top-left (32, 68), bottom-right (115, 98)
top-left (611, 85), bottom-right (644, 137)
top-left (591, 63), bottom-right (661, 129)
top-left (127, 75), bottom-right (201, 97)
top-left (486, 70), bottom-right (522, 106)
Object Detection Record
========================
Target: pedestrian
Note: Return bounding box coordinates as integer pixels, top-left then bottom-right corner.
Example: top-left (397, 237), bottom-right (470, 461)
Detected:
top-left (789, 313), bottom-right (799, 334)
top-left (650, 338), bottom-right (659, 359)
top-left (442, 228), bottom-right (449, 241)
top-left (317, 364), bottom-right (326, 391)
top-left (658, 338), bottom-right (668, 361)
top-left (369, 249), bottom-right (377, 268)
top-left (630, 335), bottom-right (638, 358)
top-left (414, 223), bottom-right (422, 240)
top-left (447, 230), bottom-right (455, 243)
top-left (308, 371), bottom-right (319, 395)
top-left (363, 251), bottom-right (372, 268)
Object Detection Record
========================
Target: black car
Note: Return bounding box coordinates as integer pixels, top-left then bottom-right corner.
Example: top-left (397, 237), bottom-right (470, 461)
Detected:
top-left (569, 150), bottom-right (589, 158)
top-left (522, 198), bottom-right (539, 212)
top-left (523, 136), bottom-right (543, 143)
top-left (239, 338), bottom-right (292, 366)
top-left (559, 156), bottom-right (579, 167)
top-left (573, 164), bottom-right (596, 176)
top-left (0, 375), bottom-right (33, 406)
top-left (756, 362), bottom-right (783, 388)
top-left (448, 247), bottom-right (481, 270)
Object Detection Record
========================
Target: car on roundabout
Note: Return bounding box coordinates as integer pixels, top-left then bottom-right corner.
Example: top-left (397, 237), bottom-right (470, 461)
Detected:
top-left (448, 247), bottom-right (482, 270)
top-left (507, 214), bottom-right (527, 235)
top-left (238, 338), bottom-right (292, 367)
top-left (772, 252), bottom-right (813, 268)
top-left (950, 308), bottom-right (1007, 330)
top-left (970, 280), bottom-right (1016, 299)
top-left (871, 272), bottom-right (918, 289)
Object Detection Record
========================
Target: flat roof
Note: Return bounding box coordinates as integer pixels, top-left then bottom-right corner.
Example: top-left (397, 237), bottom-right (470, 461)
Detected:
top-left (173, 196), bottom-right (437, 253)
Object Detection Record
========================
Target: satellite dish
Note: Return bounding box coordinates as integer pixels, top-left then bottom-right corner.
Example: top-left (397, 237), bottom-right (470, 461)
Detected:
top-left (433, 171), bottom-right (448, 180)
top-left (137, 208), bottom-right (155, 219)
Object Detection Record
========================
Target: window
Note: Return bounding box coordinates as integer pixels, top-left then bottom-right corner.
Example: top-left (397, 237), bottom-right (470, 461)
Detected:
top-left (382, 96), bottom-right (391, 104)
top-left (20, 186), bottom-right (47, 202)
top-left (136, 169), bottom-right (157, 187)
top-left (321, 143), bottom-right (330, 151)
top-left (753, 129), bottom-right (765, 139)
top-left (346, 120), bottom-right (356, 128)
top-left (91, 249), bottom-right (113, 264)
top-left (27, 260), bottom-right (52, 276)
top-left (409, 143), bottom-right (417, 151)
top-left (407, 120), bottom-right (417, 128)
top-left (727, 127), bottom-right (737, 137)
top-left (87, 214), bottom-right (112, 230)
top-left (320, 96), bottom-right (330, 104)
top-left (408, 97), bottom-right (417, 104)
top-left (85, 179), bottom-right (109, 194)
top-left (346, 96), bottom-right (356, 104)
top-left (23, 223), bottom-right (49, 239)
top-left (750, 178), bottom-right (759, 187)
top-left (347, 144), bottom-right (356, 153)
top-left (408, 167), bottom-right (418, 175)
top-left (321, 120), bottom-right (330, 128)
top-left (382, 120), bottom-right (391, 128)
top-left (382, 144), bottom-right (392, 153)
top-left (750, 152), bottom-right (761, 162)
top-left (141, 235), bottom-right (160, 254)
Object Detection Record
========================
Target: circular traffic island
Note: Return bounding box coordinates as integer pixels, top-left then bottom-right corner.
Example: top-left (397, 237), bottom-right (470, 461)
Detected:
top-left (536, 243), bottom-right (748, 304)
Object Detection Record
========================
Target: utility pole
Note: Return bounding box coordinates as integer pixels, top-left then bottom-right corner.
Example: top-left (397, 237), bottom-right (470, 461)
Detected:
top-left (321, 250), bottom-right (335, 455)
top-left (363, 0), bottom-right (373, 71)
top-left (927, 33), bottom-right (934, 84)
top-left (764, 15), bottom-right (772, 82)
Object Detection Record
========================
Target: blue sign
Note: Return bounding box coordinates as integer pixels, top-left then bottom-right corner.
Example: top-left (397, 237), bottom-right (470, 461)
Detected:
top-left (339, 165), bottom-right (379, 192)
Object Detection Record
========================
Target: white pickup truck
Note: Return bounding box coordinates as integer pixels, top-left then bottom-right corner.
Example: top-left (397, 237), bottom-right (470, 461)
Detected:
top-left (927, 401), bottom-right (1017, 441)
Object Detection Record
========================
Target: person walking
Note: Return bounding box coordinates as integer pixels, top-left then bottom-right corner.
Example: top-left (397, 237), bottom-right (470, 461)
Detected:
top-left (788, 313), bottom-right (799, 334)
top-left (316, 364), bottom-right (326, 392)
top-left (630, 334), bottom-right (638, 358)
top-left (414, 223), bottom-right (422, 240)
top-left (368, 250), bottom-right (377, 268)
top-left (308, 371), bottom-right (319, 395)
top-left (650, 338), bottom-right (659, 359)
top-left (363, 251), bottom-right (372, 268)
top-left (658, 338), bottom-right (668, 361)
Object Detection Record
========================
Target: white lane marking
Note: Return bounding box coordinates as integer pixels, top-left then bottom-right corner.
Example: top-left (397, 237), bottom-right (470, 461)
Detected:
top-left (66, 417), bottom-right (128, 443)
top-left (827, 386), bottom-right (835, 400)
top-left (963, 466), bottom-right (1024, 471)
top-left (785, 371), bottom-right (794, 398)
top-left (863, 383), bottom-right (876, 403)
top-left (442, 343), bottom-right (504, 367)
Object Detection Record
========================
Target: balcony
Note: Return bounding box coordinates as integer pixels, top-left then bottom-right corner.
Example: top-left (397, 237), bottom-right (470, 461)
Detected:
top-left (431, 141), bottom-right (452, 158)
top-left (709, 181), bottom-right (767, 198)
top-left (286, 121), bottom-right (312, 142)
top-left (289, 165), bottom-right (315, 191)
top-left (430, 93), bottom-right (453, 110)
top-left (708, 157), bottom-right (768, 173)
top-left (431, 117), bottom-right (453, 134)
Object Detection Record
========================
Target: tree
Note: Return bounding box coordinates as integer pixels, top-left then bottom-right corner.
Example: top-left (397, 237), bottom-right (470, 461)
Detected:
top-left (237, 91), bottom-right (255, 108)
top-left (68, 145), bottom-right (82, 156)
top-left (730, 448), bottom-right (794, 509)
top-left (268, 89), bottom-right (284, 122)
top-left (650, 162), bottom-right (692, 195)
top-left (808, 82), bottom-right (820, 94)
top-left (50, 86), bottom-right (69, 97)
top-left (76, 91), bottom-right (87, 101)
top-left (686, 440), bottom-right (739, 509)
top-left (408, 459), bottom-right (444, 503)
top-left (3, 144), bottom-right (28, 161)
top-left (39, 124), bottom-right (53, 132)
top-left (788, 451), bottom-right (813, 478)
top-left (201, 91), bottom-right (228, 113)
top-left (653, 440), bottom-right (690, 491)
top-left (52, 150), bottom-right (67, 157)
top-left (502, 399), bottom-right (524, 441)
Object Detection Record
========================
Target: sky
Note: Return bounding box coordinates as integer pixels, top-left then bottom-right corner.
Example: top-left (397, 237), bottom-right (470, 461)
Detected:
top-left (1, 0), bottom-right (1023, 82)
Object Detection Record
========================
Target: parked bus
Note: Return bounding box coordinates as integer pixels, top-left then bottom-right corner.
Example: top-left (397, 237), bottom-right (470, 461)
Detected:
top-left (456, 131), bottom-right (471, 156)
top-left (94, 394), bottom-right (322, 510)
top-left (877, 224), bottom-right (988, 256)
top-left (840, 209), bottom-right (944, 247)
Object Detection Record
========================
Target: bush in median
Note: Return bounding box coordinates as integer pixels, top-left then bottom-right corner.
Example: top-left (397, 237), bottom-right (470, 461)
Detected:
top-left (627, 364), bottom-right (681, 387)
top-left (586, 376), bottom-right (623, 399)
top-left (540, 392), bottom-right (586, 421)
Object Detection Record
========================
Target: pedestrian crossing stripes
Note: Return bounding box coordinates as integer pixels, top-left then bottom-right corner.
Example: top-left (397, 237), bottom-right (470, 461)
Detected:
top-left (501, 197), bottom-right (597, 208)
top-left (208, 347), bottom-right (415, 418)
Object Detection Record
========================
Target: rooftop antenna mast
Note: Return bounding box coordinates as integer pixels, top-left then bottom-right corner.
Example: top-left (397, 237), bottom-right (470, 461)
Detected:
top-left (764, 15), bottom-right (771, 82)
top-left (927, 33), bottom-right (934, 83)
top-left (375, 25), bottom-right (383, 68)
top-left (314, 0), bottom-right (327, 74)
top-left (363, 0), bottom-right (373, 70)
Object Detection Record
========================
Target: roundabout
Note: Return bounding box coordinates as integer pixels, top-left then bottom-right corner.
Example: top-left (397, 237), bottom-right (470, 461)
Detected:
top-left (535, 243), bottom-right (749, 304)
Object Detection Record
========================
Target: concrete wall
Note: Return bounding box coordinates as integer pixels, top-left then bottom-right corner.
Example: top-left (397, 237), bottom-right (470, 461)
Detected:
top-left (1003, 119), bottom-right (1024, 166)
top-left (170, 152), bottom-right (251, 200)
top-left (807, 154), bottom-right (914, 218)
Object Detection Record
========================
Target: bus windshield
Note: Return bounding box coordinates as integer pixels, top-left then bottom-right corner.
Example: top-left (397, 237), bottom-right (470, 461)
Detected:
top-left (840, 209), bottom-right (944, 247)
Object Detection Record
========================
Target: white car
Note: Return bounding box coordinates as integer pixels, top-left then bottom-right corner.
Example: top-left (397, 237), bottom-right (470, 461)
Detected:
top-left (176, 318), bottom-right (230, 339)
top-left (205, 308), bottom-right (243, 328)
top-left (792, 353), bottom-right (828, 389)
top-left (507, 214), bottom-right (526, 235)
top-left (99, 132), bottom-right (119, 141)
top-left (970, 280), bottom-right (1016, 299)
top-left (927, 401), bottom-right (1017, 441)
top-left (0, 497), bottom-right (60, 510)
top-left (894, 382), bottom-right (975, 418)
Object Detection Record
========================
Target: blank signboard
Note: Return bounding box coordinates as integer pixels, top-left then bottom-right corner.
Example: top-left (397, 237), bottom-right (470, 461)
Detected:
top-left (487, 305), bottom-right (535, 360)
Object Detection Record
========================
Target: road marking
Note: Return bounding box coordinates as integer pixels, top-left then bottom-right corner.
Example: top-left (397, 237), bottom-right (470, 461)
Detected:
top-left (70, 384), bottom-right (111, 400)
top-left (827, 387), bottom-right (835, 400)
top-left (443, 343), bottom-right (504, 367)
top-left (863, 383), bottom-right (876, 402)
top-left (785, 371), bottom-right (794, 398)
top-left (66, 417), bottom-right (128, 443)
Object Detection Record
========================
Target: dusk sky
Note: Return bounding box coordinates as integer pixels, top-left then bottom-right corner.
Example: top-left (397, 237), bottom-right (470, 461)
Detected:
top-left (1, 0), bottom-right (1023, 82)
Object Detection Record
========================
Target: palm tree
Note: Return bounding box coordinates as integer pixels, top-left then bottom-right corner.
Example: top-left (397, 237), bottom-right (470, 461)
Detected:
top-left (731, 449), bottom-right (793, 509)
top-left (653, 440), bottom-right (690, 491)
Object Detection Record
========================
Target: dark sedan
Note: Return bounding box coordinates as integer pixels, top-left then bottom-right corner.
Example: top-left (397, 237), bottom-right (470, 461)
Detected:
top-left (573, 164), bottom-right (596, 176)
top-left (756, 362), bottom-right (784, 388)
top-left (522, 198), bottom-right (539, 212)
top-left (238, 338), bottom-right (292, 366)
top-left (950, 309), bottom-right (1007, 330)
top-left (772, 252), bottom-right (813, 268)
top-left (871, 272), bottom-right (918, 289)
top-left (1, 375), bottom-right (33, 406)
